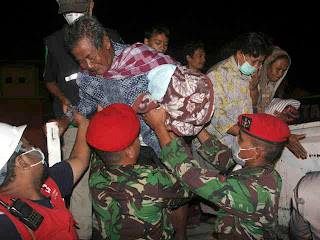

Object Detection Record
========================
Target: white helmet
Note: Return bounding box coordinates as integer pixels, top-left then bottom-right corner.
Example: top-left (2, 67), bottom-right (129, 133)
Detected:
top-left (0, 123), bottom-right (27, 170)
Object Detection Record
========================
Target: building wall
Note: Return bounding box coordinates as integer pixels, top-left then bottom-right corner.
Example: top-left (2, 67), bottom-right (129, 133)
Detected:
top-left (0, 61), bottom-right (45, 151)
top-left (0, 62), bottom-right (40, 97)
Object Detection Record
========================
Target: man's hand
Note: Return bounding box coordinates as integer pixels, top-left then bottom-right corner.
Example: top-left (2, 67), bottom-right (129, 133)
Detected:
top-left (44, 117), bottom-right (71, 137)
top-left (142, 108), bottom-right (167, 131)
top-left (142, 108), bottom-right (173, 148)
top-left (286, 134), bottom-right (307, 159)
top-left (249, 67), bottom-right (261, 91)
top-left (249, 68), bottom-right (261, 106)
top-left (73, 108), bottom-right (90, 127)
top-left (274, 106), bottom-right (300, 123)
top-left (61, 96), bottom-right (73, 114)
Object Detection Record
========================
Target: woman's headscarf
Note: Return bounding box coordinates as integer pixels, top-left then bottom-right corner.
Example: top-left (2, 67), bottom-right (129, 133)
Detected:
top-left (257, 46), bottom-right (291, 113)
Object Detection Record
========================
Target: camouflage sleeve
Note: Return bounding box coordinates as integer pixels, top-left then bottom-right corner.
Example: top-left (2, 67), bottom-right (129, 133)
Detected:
top-left (160, 138), bottom-right (264, 219)
top-left (196, 136), bottom-right (235, 171)
top-left (153, 168), bottom-right (193, 208)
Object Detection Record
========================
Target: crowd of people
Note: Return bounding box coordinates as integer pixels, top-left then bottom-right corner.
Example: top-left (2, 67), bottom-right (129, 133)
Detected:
top-left (0, 0), bottom-right (318, 240)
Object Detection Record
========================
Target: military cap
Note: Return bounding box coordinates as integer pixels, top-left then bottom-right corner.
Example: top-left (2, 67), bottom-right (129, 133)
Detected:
top-left (86, 103), bottom-right (140, 152)
top-left (238, 113), bottom-right (290, 144)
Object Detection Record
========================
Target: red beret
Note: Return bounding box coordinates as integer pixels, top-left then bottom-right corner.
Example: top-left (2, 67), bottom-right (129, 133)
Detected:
top-left (238, 113), bottom-right (290, 144)
top-left (86, 103), bottom-right (140, 152)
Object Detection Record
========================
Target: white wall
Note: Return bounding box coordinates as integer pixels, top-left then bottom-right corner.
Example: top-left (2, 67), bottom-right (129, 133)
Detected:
top-left (275, 121), bottom-right (320, 226)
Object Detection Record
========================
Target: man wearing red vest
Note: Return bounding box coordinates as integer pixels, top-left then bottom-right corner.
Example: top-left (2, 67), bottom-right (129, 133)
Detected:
top-left (0, 110), bottom-right (90, 239)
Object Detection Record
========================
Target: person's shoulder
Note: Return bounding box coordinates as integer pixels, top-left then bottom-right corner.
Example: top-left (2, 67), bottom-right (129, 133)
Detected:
top-left (49, 161), bottom-right (74, 197)
top-left (207, 57), bottom-right (235, 82)
top-left (44, 28), bottom-right (64, 45)
top-left (208, 57), bottom-right (232, 73)
top-left (259, 167), bottom-right (282, 189)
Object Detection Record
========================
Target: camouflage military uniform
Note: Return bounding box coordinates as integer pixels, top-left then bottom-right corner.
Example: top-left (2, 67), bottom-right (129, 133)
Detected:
top-left (160, 137), bottom-right (282, 240)
top-left (89, 153), bottom-right (191, 240)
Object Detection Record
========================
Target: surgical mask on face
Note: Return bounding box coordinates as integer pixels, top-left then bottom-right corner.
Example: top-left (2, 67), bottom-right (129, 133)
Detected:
top-left (238, 54), bottom-right (256, 75)
top-left (64, 13), bottom-right (84, 25)
top-left (231, 138), bottom-right (256, 166)
top-left (20, 147), bottom-right (46, 168)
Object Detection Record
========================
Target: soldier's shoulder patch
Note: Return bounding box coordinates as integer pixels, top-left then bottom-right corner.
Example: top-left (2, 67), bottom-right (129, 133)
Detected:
top-left (241, 116), bottom-right (252, 131)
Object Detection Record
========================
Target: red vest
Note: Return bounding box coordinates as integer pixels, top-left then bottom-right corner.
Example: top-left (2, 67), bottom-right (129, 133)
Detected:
top-left (0, 177), bottom-right (78, 240)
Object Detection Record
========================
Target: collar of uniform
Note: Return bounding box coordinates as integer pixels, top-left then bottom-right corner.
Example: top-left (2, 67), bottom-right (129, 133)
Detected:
top-left (228, 164), bottom-right (274, 176)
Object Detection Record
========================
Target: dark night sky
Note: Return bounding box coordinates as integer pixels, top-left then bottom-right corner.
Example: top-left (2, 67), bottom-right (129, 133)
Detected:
top-left (1, 2), bottom-right (318, 93)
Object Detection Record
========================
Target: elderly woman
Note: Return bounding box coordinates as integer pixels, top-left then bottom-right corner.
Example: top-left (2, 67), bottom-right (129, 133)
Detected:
top-left (256, 46), bottom-right (301, 122)
top-left (257, 46), bottom-right (307, 159)
top-left (257, 46), bottom-right (291, 113)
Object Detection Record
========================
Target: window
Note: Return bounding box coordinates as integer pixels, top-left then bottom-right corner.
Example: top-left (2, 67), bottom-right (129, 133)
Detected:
top-left (5, 77), bottom-right (12, 84)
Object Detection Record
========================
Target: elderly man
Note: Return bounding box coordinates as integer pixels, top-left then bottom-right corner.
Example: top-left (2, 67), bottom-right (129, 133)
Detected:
top-left (51, 15), bottom-right (177, 158)
top-left (0, 110), bottom-right (90, 239)
top-left (49, 16), bottom-right (213, 237)
top-left (86, 103), bottom-right (191, 239)
top-left (43, 2), bottom-right (122, 238)
top-left (144, 110), bottom-right (291, 239)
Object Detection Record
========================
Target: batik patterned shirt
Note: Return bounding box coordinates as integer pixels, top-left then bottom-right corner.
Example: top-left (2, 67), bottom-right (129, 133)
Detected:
top-left (161, 137), bottom-right (282, 239)
top-left (89, 154), bottom-right (191, 240)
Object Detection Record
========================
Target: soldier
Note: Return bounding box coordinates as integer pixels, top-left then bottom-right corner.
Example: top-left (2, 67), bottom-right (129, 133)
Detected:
top-left (86, 103), bottom-right (191, 240)
top-left (143, 110), bottom-right (290, 239)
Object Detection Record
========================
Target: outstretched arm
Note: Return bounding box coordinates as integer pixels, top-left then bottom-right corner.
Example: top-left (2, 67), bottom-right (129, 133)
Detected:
top-left (45, 81), bottom-right (73, 114)
top-left (66, 109), bottom-right (91, 184)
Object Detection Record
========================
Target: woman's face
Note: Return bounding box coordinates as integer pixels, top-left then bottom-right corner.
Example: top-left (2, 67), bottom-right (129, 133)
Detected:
top-left (267, 58), bottom-right (289, 82)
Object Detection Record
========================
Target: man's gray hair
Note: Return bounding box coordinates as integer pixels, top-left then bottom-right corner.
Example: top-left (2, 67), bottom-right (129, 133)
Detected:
top-left (64, 15), bottom-right (108, 53)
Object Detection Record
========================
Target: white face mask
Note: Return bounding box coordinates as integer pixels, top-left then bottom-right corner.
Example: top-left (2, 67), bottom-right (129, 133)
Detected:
top-left (20, 147), bottom-right (46, 168)
top-left (64, 13), bottom-right (84, 25)
top-left (231, 138), bottom-right (256, 166)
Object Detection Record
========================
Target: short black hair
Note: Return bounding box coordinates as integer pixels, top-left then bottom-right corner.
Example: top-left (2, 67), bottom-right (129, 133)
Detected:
top-left (144, 23), bottom-right (170, 40)
top-left (251, 137), bottom-right (285, 164)
top-left (182, 41), bottom-right (205, 64)
top-left (90, 146), bottom-right (123, 165)
top-left (233, 32), bottom-right (273, 58)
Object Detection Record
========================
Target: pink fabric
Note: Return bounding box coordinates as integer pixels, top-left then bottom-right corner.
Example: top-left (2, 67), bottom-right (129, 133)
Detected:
top-left (132, 66), bottom-right (214, 136)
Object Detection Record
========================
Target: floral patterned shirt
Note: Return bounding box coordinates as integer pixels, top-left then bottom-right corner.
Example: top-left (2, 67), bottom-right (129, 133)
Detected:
top-left (194, 56), bottom-right (253, 148)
